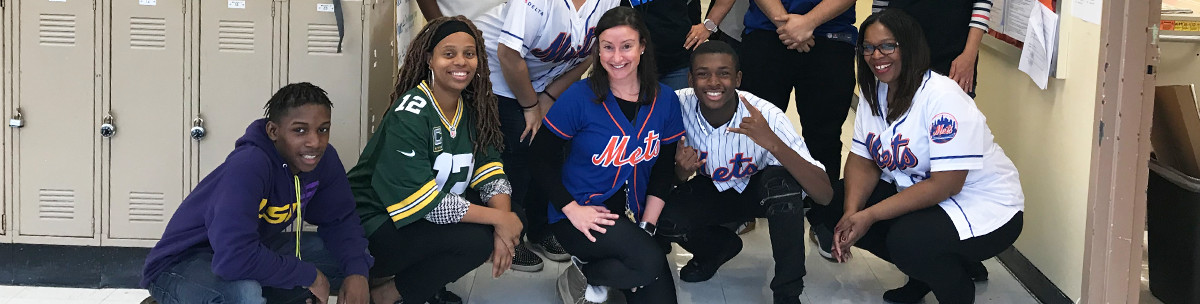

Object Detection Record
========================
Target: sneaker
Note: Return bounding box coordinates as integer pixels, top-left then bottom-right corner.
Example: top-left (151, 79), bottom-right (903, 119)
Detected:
top-left (773, 294), bottom-right (803, 304)
top-left (882, 279), bottom-right (931, 304)
top-left (679, 238), bottom-right (743, 282)
top-left (531, 236), bottom-right (572, 262)
top-left (511, 241), bottom-right (545, 272)
top-left (735, 220), bottom-right (757, 235)
top-left (426, 287), bottom-right (462, 304)
top-left (558, 257), bottom-right (608, 304)
top-left (809, 224), bottom-right (835, 260)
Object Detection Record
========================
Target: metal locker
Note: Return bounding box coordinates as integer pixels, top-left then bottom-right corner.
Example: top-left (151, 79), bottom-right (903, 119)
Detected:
top-left (197, 0), bottom-right (276, 177)
top-left (288, 0), bottom-right (364, 170)
top-left (1, 0), bottom-right (7, 237)
top-left (106, 0), bottom-right (186, 240)
top-left (15, 0), bottom-right (97, 238)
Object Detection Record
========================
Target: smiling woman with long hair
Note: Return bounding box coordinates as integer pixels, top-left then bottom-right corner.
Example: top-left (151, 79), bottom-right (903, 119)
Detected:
top-left (347, 16), bottom-right (523, 304)
top-left (530, 6), bottom-right (684, 304)
top-left (806, 9), bottom-right (1025, 304)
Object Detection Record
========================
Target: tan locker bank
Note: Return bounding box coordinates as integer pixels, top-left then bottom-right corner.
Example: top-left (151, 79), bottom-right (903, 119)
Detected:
top-left (3, 0), bottom-right (397, 247)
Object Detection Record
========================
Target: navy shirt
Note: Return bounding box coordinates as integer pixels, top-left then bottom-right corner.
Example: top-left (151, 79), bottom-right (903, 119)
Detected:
top-left (744, 0), bottom-right (857, 42)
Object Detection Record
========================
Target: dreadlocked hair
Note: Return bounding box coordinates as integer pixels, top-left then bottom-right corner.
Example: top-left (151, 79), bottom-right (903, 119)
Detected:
top-left (263, 82), bottom-right (333, 123)
top-left (392, 16), bottom-right (502, 155)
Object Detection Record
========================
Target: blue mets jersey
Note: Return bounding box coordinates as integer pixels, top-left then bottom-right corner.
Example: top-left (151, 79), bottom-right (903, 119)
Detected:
top-left (543, 80), bottom-right (686, 223)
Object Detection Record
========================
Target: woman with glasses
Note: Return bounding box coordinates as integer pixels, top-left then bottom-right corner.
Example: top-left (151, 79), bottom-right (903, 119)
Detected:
top-left (805, 10), bottom-right (1024, 304)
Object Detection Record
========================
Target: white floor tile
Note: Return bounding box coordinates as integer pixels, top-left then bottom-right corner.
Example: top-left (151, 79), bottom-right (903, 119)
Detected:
top-left (0, 286), bottom-right (25, 299)
top-left (13, 286), bottom-right (113, 300)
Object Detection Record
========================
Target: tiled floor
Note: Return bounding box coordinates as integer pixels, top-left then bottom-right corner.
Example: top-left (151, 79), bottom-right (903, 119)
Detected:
top-left (0, 220), bottom-right (1037, 304)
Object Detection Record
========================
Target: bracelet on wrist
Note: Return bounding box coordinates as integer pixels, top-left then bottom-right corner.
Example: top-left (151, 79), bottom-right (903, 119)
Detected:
top-left (520, 99), bottom-right (539, 109)
top-left (541, 91), bottom-right (558, 102)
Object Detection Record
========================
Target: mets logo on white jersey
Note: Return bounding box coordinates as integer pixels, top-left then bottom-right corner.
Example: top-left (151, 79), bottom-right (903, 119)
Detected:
top-left (591, 131), bottom-right (662, 167)
top-left (531, 27), bottom-right (596, 63)
top-left (866, 132), bottom-right (919, 171)
top-left (930, 112), bottom-right (958, 144)
top-left (697, 151), bottom-right (760, 182)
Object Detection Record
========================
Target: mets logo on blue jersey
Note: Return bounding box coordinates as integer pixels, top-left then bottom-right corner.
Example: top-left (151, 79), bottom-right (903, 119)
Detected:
top-left (866, 132), bottom-right (919, 171)
top-left (591, 131), bottom-right (661, 167)
top-left (531, 27), bottom-right (596, 63)
top-left (930, 112), bottom-right (957, 144)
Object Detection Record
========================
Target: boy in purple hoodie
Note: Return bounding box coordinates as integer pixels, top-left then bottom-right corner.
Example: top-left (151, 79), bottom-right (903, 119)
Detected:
top-left (142, 83), bottom-right (374, 304)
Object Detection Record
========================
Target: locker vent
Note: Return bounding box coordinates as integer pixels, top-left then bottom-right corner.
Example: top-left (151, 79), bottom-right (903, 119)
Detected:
top-left (306, 23), bottom-right (340, 55)
top-left (218, 20), bottom-right (255, 53)
top-left (39, 14), bottom-right (77, 47)
top-left (38, 189), bottom-right (76, 220)
top-left (129, 191), bottom-right (165, 223)
top-left (130, 17), bottom-right (167, 50)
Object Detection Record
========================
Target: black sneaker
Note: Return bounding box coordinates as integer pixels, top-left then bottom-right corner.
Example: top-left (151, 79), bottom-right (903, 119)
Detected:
top-left (773, 294), bottom-right (803, 304)
top-left (809, 224), bottom-right (835, 260)
top-left (426, 287), bottom-right (462, 304)
top-left (679, 238), bottom-right (743, 282)
top-left (882, 279), bottom-right (931, 304)
top-left (511, 241), bottom-right (545, 272)
top-left (531, 236), bottom-right (571, 262)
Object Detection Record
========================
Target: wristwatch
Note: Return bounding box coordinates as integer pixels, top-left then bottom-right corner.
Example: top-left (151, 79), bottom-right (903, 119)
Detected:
top-left (703, 19), bottom-right (718, 33)
top-left (638, 221), bottom-right (657, 236)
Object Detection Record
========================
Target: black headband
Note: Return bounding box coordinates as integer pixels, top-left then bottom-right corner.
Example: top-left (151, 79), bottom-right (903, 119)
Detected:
top-left (427, 20), bottom-right (475, 52)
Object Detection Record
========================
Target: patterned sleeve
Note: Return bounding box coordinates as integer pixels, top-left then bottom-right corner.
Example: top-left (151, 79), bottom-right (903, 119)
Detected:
top-left (423, 194), bottom-right (471, 224)
top-left (971, 0), bottom-right (993, 32)
top-left (478, 179), bottom-right (513, 204)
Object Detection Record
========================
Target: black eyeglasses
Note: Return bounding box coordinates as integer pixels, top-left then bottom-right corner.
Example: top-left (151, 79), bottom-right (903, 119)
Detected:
top-left (859, 42), bottom-right (900, 56)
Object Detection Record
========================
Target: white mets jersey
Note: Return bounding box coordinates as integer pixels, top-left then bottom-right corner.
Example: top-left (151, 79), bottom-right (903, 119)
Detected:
top-left (676, 88), bottom-right (825, 194)
top-left (850, 71), bottom-right (1024, 240)
top-left (474, 0), bottom-right (619, 99)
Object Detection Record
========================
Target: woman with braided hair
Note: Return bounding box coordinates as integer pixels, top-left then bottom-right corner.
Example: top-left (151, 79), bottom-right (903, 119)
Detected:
top-left (347, 16), bottom-right (522, 304)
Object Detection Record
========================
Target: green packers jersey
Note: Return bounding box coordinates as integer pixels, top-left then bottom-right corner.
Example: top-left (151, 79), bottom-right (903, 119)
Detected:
top-left (349, 81), bottom-right (505, 234)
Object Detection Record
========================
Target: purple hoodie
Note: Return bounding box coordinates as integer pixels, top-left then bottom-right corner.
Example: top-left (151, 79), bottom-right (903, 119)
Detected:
top-left (141, 118), bottom-right (374, 288)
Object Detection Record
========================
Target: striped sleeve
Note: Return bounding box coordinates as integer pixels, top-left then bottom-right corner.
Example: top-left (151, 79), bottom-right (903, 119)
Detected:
top-left (370, 98), bottom-right (448, 228)
top-left (872, 0), bottom-right (887, 13)
top-left (470, 147), bottom-right (507, 189)
top-left (971, 0), bottom-right (993, 32)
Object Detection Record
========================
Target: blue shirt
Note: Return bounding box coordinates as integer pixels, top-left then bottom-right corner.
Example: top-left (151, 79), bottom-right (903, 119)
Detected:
top-left (744, 0), bottom-right (857, 41)
top-left (542, 80), bottom-right (686, 223)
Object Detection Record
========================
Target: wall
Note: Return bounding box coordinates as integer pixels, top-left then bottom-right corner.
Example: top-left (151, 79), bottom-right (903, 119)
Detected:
top-left (973, 2), bottom-right (1102, 301)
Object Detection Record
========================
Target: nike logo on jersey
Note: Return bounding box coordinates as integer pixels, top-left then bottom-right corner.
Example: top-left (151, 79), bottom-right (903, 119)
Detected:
top-left (866, 132), bottom-right (919, 171)
top-left (711, 152), bottom-right (759, 182)
top-left (398, 150), bottom-right (416, 157)
top-left (530, 28), bottom-right (596, 63)
top-left (591, 131), bottom-right (661, 167)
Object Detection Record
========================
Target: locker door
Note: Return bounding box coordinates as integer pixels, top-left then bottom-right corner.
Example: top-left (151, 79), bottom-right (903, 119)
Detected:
top-left (198, 0), bottom-right (275, 177)
top-left (16, 0), bottom-right (96, 237)
top-left (107, 0), bottom-right (185, 239)
top-left (289, 0), bottom-right (363, 169)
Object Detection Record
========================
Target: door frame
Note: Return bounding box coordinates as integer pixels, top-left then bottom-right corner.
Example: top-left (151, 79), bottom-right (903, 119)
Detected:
top-left (1081, 0), bottom-right (1159, 302)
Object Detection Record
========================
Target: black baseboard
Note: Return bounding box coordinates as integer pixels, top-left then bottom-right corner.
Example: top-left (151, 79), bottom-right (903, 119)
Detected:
top-left (0, 242), bottom-right (149, 288)
top-left (996, 246), bottom-right (1074, 304)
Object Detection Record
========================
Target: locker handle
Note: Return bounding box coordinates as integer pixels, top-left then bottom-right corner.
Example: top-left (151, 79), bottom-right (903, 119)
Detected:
top-left (100, 114), bottom-right (116, 138)
top-left (9, 108), bottom-right (23, 128)
top-left (191, 117), bottom-right (207, 141)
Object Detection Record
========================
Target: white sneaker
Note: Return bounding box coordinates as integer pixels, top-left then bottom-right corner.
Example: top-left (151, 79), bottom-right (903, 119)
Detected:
top-left (557, 256), bottom-right (609, 304)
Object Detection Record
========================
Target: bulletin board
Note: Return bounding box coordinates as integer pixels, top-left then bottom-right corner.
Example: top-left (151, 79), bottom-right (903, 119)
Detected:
top-left (988, 0), bottom-right (1059, 48)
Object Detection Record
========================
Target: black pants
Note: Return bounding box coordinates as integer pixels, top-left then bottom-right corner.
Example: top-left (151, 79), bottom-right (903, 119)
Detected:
top-left (738, 31), bottom-right (855, 182)
top-left (658, 166), bottom-right (808, 297)
top-left (367, 219), bottom-right (493, 302)
top-left (550, 198), bottom-right (678, 304)
top-left (807, 180), bottom-right (1024, 303)
top-left (498, 95), bottom-right (551, 241)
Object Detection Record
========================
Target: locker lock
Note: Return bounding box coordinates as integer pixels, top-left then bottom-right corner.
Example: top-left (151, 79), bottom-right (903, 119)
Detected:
top-left (9, 109), bottom-right (23, 128)
top-left (100, 115), bottom-right (116, 138)
top-left (190, 117), bottom-right (207, 141)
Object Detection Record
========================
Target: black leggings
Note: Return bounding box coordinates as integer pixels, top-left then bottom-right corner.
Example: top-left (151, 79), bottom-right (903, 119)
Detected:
top-left (807, 180), bottom-right (1023, 303)
top-left (366, 220), bottom-right (493, 302)
top-left (550, 217), bottom-right (678, 304)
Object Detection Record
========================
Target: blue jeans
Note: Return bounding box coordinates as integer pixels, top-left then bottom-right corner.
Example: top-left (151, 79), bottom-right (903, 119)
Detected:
top-left (147, 232), bottom-right (346, 304)
top-left (658, 67), bottom-right (690, 91)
